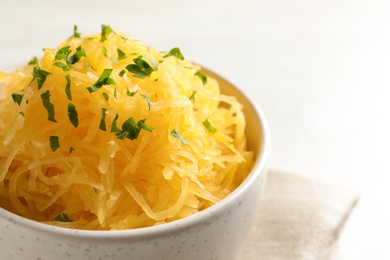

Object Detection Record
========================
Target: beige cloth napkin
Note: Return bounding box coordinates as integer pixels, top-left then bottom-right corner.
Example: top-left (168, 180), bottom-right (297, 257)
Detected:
top-left (237, 168), bottom-right (359, 260)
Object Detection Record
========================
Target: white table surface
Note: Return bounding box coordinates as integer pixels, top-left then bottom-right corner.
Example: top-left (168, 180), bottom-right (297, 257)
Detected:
top-left (1, 0), bottom-right (389, 259)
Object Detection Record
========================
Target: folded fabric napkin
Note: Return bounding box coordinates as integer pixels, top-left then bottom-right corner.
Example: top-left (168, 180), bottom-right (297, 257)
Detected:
top-left (237, 168), bottom-right (359, 260)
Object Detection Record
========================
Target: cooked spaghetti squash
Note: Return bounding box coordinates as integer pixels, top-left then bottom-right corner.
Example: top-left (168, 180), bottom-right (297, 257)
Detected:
top-left (0, 25), bottom-right (254, 230)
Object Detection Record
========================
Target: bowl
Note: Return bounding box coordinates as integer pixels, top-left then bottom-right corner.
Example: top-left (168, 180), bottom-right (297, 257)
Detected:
top-left (0, 67), bottom-right (271, 260)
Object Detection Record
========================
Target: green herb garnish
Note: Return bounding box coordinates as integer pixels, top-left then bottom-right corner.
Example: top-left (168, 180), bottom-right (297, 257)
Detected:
top-left (119, 70), bottom-right (126, 77)
top-left (73, 25), bottom-right (81, 38)
top-left (68, 46), bottom-right (86, 64)
top-left (33, 67), bottom-right (51, 90)
top-left (125, 56), bottom-right (157, 79)
top-left (41, 90), bottom-right (57, 122)
top-left (110, 113), bottom-right (120, 133)
top-left (117, 48), bottom-right (127, 60)
top-left (141, 94), bottom-right (151, 110)
top-left (28, 56), bottom-right (39, 66)
top-left (65, 74), bottom-right (72, 100)
top-left (54, 213), bottom-right (72, 222)
top-left (170, 129), bottom-right (188, 144)
top-left (113, 117), bottom-right (153, 140)
top-left (138, 119), bottom-right (154, 132)
top-left (86, 68), bottom-right (115, 93)
top-left (102, 92), bottom-right (109, 101)
top-left (202, 119), bottom-right (217, 133)
top-left (195, 71), bottom-right (207, 85)
top-left (164, 47), bottom-right (184, 60)
top-left (126, 90), bottom-right (137, 97)
top-left (100, 24), bottom-right (114, 42)
top-left (189, 90), bottom-right (196, 102)
top-left (12, 93), bottom-right (23, 106)
top-left (67, 103), bottom-right (79, 128)
top-left (50, 136), bottom-right (60, 152)
top-left (99, 108), bottom-right (107, 131)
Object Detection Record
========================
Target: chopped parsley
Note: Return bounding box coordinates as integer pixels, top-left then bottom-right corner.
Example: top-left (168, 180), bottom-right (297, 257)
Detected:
top-left (28, 56), bottom-right (39, 66)
top-left (41, 90), bottom-right (57, 122)
top-left (164, 47), bottom-right (184, 60)
top-left (55, 46), bottom-right (71, 60)
top-left (68, 46), bottom-right (86, 64)
top-left (112, 116), bottom-right (153, 140)
top-left (141, 94), bottom-right (151, 110)
top-left (100, 24), bottom-right (114, 42)
top-left (110, 113), bottom-right (120, 133)
top-left (202, 119), bottom-right (217, 133)
top-left (170, 129), bottom-right (189, 144)
top-left (99, 108), bottom-right (107, 131)
top-left (65, 74), bottom-right (72, 100)
top-left (117, 48), bottom-right (127, 60)
top-left (73, 25), bottom-right (81, 38)
top-left (195, 71), bottom-right (207, 85)
top-left (11, 93), bottom-right (23, 106)
top-left (126, 89), bottom-right (137, 97)
top-left (49, 136), bottom-right (60, 152)
top-left (86, 68), bottom-right (115, 93)
top-left (102, 92), bottom-right (109, 100)
top-left (67, 103), bottom-right (79, 128)
top-left (33, 67), bottom-right (51, 90)
top-left (54, 45), bottom-right (86, 71)
top-left (125, 56), bottom-right (157, 79)
top-left (103, 46), bottom-right (108, 57)
top-left (189, 90), bottom-right (196, 102)
top-left (54, 213), bottom-right (72, 222)
top-left (119, 70), bottom-right (126, 77)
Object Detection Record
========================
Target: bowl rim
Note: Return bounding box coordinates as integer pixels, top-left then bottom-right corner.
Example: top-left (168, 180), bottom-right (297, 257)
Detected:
top-left (0, 67), bottom-right (271, 239)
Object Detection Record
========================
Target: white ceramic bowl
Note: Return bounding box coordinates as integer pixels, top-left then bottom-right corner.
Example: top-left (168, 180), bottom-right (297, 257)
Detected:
top-left (0, 68), bottom-right (271, 260)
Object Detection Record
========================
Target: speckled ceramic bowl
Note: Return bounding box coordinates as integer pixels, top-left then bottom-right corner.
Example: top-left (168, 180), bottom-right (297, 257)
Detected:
top-left (0, 68), bottom-right (271, 260)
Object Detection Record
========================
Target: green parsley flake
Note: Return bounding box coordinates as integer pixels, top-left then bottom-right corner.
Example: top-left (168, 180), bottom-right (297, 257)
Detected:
top-left (189, 90), bottom-right (196, 102)
top-left (69, 147), bottom-right (75, 154)
top-left (50, 136), bottom-right (60, 152)
top-left (164, 47), bottom-right (185, 60)
top-left (41, 90), bottom-right (57, 122)
top-left (195, 71), bottom-right (207, 85)
top-left (138, 119), bottom-right (154, 132)
top-left (126, 90), bottom-right (137, 97)
top-left (28, 56), bottom-right (39, 66)
top-left (12, 93), bottom-right (23, 106)
top-left (125, 56), bottom-right (157, 79)
top-left (68, 46), bottom-right (86, 64)
top-left (141, 94), bottom-right (151, 110)
top-left (202, 119), bottom-right (217, 133)
top-left (100, 24), bottom-right (114, 42)
top-left (54, 213), bottom-right (72, 222)
top-left (73, 25), bottom-right (81, 38)
top-left (33, 67), bottom-right (51, 90)
top-left (170, 129), bottom-right (189, 144)
top-left (119, 70), bottom-right (126, 77)
top-left (68, 103), bottom-right (79, 128)
top-left (99, 108), bottom-right (107, 131)
top-left (87, 68), bottom-right (115, 93)
top-left (102, 92), bottom-right (109, 100)
top-left (55, 46), bottom-right (71, 60)
top-left (110, 113), bottom-right (120, 132)
top-left (113, 117), bottom-right (153, 140)
top-left (65, 74), bottom-right (72, 100)
top-left (103, 46), bottom-right (108, 57)
top-left (117, 48), bottom-right (127, 60)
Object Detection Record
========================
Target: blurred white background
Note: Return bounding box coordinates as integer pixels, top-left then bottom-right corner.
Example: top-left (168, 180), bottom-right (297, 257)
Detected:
top-left (1, 0), bottom-right (390, 259)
